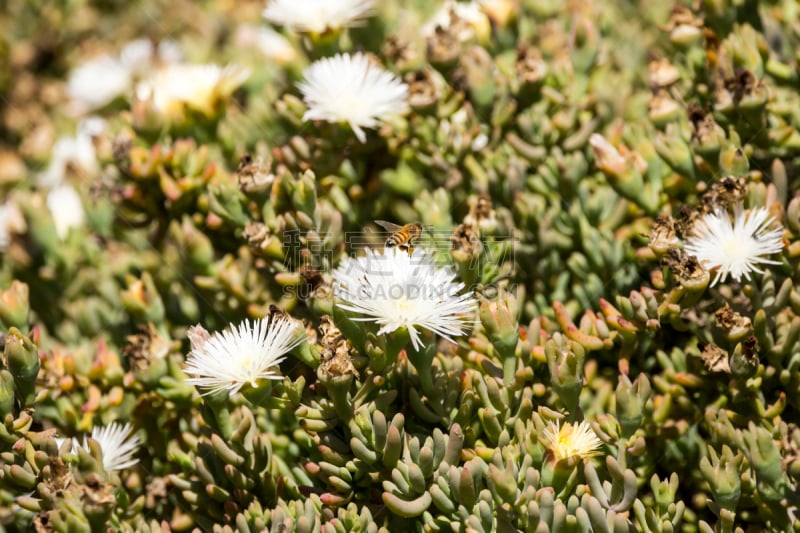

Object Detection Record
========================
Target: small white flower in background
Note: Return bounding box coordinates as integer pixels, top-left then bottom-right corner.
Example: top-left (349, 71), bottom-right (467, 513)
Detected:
top-left (67, 40), bottom-right (182, 115)
top-left (37, 135), bottom-right (95, 187)
top-left (137, 64), bottom-right (250, 119)
top-left (423, 0), bottom-right (489, 42)
top-left (299, 53), bottom-right (408, 143)
top-left (184, 315), bottom-right (304, 396)
top-left (81, 422), bottom-right (141, 471)
top-left (0, 201), bottom-right (25, 251)
top-left (263, 0), bottom-right (375, 34)
top-left (540, 420), bottom-right (603, 462)
top-left (38, 117), bottom-right (105, 188)
top-left (119, 39), bottom-right (183, 76)
top-left (118, 39), bottom-right (156, 73)
top-left (46, 184), bottom-right (85, 240)
top-left (333, 247), bottom-right (477, 351)
top-left (67, 54), bottom-right (131, 111)
top-left (235, 25), bottom-right (297, 64)
top-left (684, 203), bottom-right (784, 286)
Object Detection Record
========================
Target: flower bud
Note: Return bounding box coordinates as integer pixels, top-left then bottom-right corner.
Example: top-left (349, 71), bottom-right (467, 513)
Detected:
top-left (479, 292), bottom-right (519, 361)
top-left (120, 273), bottom-right (165, 324)
top-left (615, 373), bottom-right (650, 437)
top-left (545, 336), bottom-right (584, 414)
top-left (292, 170), bottom-right (318, 220)
top-left (718, 139), bottom-right (749, 177)
top-left (0, 281), bottom-right (30, 331)
top-left (730, 336), bottom-right (759, 381)
top-left (0, 369), bottom-right (15, 416)
top-left (589, 134), bottom-right (657, 214)
top-left (5, 327), bottom-right (39, 407)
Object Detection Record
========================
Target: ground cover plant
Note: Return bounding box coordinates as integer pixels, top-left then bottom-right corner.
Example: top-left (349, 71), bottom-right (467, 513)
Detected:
top-left (1, 0), bottom-right (800, 531)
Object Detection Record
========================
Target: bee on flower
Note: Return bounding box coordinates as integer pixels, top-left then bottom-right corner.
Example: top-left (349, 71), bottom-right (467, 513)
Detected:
top-left (333, 247), bottom-right (477, 351)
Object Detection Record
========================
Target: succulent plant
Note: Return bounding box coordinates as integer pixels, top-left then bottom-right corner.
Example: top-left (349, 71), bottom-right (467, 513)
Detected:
top-left (2, 0), bottom-right (800, 531)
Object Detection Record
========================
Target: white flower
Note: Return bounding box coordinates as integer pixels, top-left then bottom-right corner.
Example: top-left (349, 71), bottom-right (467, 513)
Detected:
top-left (235, 25), bottom-right (296, 64)
top-left (81, 422), bottom-right (141, 471)
top-left (119, 39), bottom-right (155, 73)
top-left (540, 420), bottom-right (603, 462)
top-left (298, 53), bottom-right (408, 143)
top-left (67, 54), bottom-right (131, 111)
top-left (0, 202), bottom-right (24, 251)
top-left (184, 316), bottom-right (304, 396)
top-left (333, 247), bottom-right (477, 350)
top-left (137, 63), bottom-right (250, 119)
top-left (423, 0), bottom-right (489, 41)
top-left (263, 0), bottom-right (375, 34)
top-left (46, 184), bottom-right (85, 239)
top-left (684, 203), bottom-right (784, 286)
top-left (37, 117), bottom-right (104, 187)
top-left (37, 135), bottom-right (94, 187)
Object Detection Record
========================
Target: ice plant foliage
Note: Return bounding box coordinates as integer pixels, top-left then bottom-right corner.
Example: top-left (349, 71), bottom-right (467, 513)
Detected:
top-left (81, 422), bottom-right (141, 471)
top-left (184, 316), bottom-right (303, 396)
top-left (540, 421), bottom-right (603, 462)
top-left (333, 247), bottom-right (477, 350)
top-left (263, 0), bottom-right (375, 34)
top-left (684, 203), bottom-right (784, 286)
top-left (298, 52), bottom-right (408, 143)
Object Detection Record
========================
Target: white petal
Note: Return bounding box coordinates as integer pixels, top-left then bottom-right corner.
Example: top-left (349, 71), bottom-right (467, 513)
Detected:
top-left (333, 247), bottom-right (477, 350)
top-left (263, 0), bottom-right (375, 33)
top-left (298, 53), bottom-right (408, 143)
top-left (684, 204), bottom-right (784, 286)
top-left (184, 315), bottom-right (304, 396)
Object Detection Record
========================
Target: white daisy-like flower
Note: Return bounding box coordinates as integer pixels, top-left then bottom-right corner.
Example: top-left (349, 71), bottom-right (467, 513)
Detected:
top-left (684, 203), bottom-right (784, 286)
top-left (67, 54), bottom-right (131, 111)
top-left (136, 63), bottom-right (250, 119)
top-left (298, 53), bottom-right (408, 143)
top-left (184, 316), bottom-right (304, 396)
top-left (46, 184), bottom-right (85, 240)
top-left (540, 420), bottom-right (603, 462)
top-left (333, 247), bottom-right (477, 350)
top-left (263, 0), bottom-right (375, 34)
top-left (80, 422), bottom-right (141, 471)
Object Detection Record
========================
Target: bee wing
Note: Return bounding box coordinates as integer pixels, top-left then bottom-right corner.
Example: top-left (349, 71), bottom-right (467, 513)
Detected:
top-left (374, 220), bottom-right (403, 232)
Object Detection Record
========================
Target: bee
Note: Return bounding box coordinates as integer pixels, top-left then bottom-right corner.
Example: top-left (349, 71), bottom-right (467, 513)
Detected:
top-left (375, 220), bottom-right (424, 254)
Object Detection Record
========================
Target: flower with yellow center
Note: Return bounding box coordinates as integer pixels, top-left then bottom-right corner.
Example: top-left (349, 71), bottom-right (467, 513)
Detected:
top-left (540, 420), bottom-right (603, 462)
top-left (184, 315), bottom-right (304, 396)
top-left (333, 247), bottom-right (477, 350)
top-left (684, 203), bottom-right (784, 286)
top-left (136, 63), bottom-right (250, 121)
top-left (298, 52), bottom-right (408, 143)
